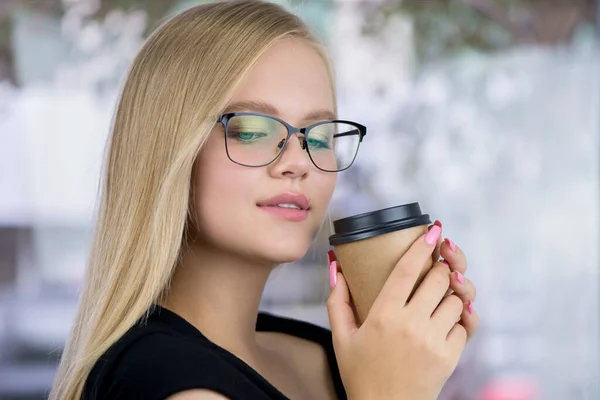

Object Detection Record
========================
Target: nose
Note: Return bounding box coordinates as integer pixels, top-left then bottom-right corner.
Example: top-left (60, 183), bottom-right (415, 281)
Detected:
top-left (268, 134), bottom-right (311, 179)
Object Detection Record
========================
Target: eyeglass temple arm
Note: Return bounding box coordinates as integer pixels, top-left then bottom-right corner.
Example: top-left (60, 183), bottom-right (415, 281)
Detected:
top-left (333, 129), bottom-right (362, 139)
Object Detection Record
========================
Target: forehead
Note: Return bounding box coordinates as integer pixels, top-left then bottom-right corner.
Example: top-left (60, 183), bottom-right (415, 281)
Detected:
top-left (227, 38), bottom-right (335, 124)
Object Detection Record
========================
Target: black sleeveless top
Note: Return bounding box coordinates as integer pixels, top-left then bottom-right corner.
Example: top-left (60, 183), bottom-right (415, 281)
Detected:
top-left (83, 305), bottom-right (347, 400)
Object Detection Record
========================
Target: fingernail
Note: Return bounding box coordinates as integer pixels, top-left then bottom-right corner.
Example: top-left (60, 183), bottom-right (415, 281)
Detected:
top-left (424, 225), bottom-right (441, 246)
top-left (467, 300), bottom-right (474, 315)
top-left (329, 261), bottom-right (337, 288)
top-left (444, 238), bottom-right (456, 252)
top-left (442, 259), bottom-right (451, 268)
top-left (327, 250), bottom-right (336, 265)
top-left (454, 270), bottom-right (464, 285)
top-left (428, 220), bottom-right (442, 231)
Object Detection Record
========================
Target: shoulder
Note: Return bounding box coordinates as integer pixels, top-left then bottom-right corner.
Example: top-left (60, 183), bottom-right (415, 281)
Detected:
top-left (86, 330), bottom-right (237, 400)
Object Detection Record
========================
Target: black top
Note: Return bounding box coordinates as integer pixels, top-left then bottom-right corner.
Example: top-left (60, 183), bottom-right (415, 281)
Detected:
top-left (83, 305), bottom-right (347, 400)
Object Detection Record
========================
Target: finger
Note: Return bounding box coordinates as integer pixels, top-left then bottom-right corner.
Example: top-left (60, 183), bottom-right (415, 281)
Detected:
top-left (376, 225), bottom-right (441, 308)
top-left (459, 300), bottom-right (479, 341)
top-left (441, 261), bottom-right (453, 296)
top-left (428, 220), bottom-right (443, 261)
top-left (408, 262), bottom-right (451, 315)
top-left (433, 237), bottom-right (442, 264)
top-left (440, 237), bottom-right (467, 274)
top-left (326, 267), bottom-right (358, 346)
top-left (431, 293), bottom-right (464, 333)
top-left (446, 323), bottom-right (468, 357)
top-left (328, 250), bottom-right (343, 275)
top-left (449, 272), bottom-right (477, 303)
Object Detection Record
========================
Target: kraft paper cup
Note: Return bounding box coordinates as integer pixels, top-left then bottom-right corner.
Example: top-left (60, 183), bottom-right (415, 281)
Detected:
top-left (329, 203), bottom-right (434, 325)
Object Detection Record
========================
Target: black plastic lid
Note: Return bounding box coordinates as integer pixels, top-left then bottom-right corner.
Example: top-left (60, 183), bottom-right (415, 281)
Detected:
top-left (329, 202), bottom-right (431, 245)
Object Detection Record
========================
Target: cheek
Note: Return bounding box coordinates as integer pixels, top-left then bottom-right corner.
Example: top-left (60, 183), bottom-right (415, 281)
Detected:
top-left (193, 161), bottom-right (253, 230)
top-left (314, 173), bottom-right (337, 215)
top-left (191, 134), bottom-right (252, 236)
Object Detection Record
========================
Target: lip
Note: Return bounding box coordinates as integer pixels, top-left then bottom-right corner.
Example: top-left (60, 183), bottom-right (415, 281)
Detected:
top-left (257, 192), bottom-right (310, 222)
top-left (256, 192), bottom-right (310, 210)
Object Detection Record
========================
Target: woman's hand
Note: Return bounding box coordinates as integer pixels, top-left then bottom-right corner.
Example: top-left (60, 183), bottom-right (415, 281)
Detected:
top-left (326, 225), bottom-right (479, 400)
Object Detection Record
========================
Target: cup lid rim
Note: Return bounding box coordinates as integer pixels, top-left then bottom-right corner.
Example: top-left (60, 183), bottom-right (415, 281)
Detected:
top-left (329, 213), bottom-right (431, 245)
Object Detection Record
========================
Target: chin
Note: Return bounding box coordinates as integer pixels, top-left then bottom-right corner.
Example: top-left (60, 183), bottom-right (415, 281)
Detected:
top-left (259, 239), bottom-right (311, 264)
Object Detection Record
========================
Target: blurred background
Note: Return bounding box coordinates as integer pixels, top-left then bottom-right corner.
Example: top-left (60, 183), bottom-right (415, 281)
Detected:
top-left (0, 0), bottom-right (598, 399)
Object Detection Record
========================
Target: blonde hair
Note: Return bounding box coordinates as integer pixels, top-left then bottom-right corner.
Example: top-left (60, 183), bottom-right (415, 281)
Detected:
top-left (49, 1), bottom-right (336, 399)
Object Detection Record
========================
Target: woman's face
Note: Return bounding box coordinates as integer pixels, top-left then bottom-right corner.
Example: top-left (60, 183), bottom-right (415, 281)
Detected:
top-left (192, 38), bottom-right (337, 264)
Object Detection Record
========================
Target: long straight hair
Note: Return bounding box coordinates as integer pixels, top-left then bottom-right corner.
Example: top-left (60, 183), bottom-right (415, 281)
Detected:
top-left (49, 1), bottom-right (336, 399)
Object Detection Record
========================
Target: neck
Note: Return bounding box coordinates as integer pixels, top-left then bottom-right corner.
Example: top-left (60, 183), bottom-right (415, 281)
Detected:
top-left (160, 240), bottom-right (275, 367)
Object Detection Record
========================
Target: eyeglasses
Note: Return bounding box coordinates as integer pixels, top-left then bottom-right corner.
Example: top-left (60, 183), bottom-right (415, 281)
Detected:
top-left (217, 112), bottom-right (367, 172)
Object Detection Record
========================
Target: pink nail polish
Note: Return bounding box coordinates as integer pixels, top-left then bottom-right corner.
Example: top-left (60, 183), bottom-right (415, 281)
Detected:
top-left (329, 261), bottom-right (337, 288)
top-left (467, 300), bottom-right (474, 315)
top-left (425, 225), bottom-right (441, 246)
top-left (454, 270), bottom-right (464, 285)
top-left (444, 238), bottom-right (456, 252)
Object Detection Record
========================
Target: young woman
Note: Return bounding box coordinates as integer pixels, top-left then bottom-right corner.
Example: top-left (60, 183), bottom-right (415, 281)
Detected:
top-left (49, 1), bottom-right (478, 399)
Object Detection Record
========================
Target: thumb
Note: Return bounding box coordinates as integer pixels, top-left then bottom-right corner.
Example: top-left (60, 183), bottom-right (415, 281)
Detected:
top-left (326, 262), bottom-right (358, 343)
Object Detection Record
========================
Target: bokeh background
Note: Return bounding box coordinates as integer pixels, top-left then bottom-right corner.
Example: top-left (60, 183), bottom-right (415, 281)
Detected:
top-left (0, 0), bottom-right (598, 399)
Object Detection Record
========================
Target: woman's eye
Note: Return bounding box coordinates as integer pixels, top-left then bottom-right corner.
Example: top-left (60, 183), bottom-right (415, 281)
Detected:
top-left (307, 137), bottom-right (330, 149)
top-left (229, 131), bottom-right (267, 142)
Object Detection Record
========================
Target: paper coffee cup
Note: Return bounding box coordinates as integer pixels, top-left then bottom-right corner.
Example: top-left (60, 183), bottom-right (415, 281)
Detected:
top-left (329, 203), bottom-right (434, 325)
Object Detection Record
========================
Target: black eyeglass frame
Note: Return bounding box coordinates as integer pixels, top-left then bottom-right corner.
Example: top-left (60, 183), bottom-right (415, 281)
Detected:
top-left (217, 111), bottom-right (367, 172)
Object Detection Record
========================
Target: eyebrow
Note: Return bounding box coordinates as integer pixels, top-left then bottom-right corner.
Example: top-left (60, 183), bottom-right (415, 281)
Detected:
top-left (222, 100), bottom-right (337, 123)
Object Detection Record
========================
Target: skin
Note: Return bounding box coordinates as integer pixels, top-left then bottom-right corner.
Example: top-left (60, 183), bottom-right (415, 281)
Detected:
top-left (162, 39), bottom-right (478, 400)
top-left (327, 227), bottom-right (479, 400)
top-left (163, 37), bottom-right (338, 399)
